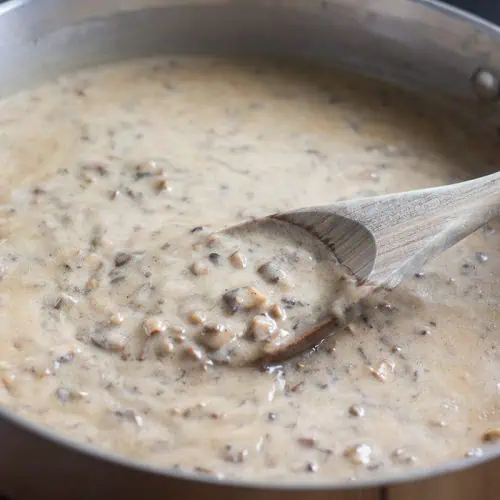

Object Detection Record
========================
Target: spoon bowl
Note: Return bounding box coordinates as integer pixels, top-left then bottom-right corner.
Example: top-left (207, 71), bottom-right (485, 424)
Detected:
top-left (252, 171), bottom-right (500, 361)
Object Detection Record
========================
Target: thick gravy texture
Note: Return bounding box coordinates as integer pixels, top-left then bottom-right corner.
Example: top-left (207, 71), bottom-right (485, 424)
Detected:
top-left (0, 57), bottom-right (500, 482)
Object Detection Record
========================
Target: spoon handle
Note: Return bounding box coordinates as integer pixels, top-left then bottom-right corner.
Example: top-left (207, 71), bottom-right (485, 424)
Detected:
top-left (420, 171), bottom-right (500, 220)
top-left (275, 171), bottom-right (500, 289)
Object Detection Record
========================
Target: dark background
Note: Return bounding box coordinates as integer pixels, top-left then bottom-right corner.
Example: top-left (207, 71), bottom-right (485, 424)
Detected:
top-left (451, 0), bottom-right (500, 22)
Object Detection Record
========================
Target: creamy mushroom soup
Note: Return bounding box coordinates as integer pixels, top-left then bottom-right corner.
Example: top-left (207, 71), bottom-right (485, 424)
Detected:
top-left (0, 57), bottom-right (500, 482)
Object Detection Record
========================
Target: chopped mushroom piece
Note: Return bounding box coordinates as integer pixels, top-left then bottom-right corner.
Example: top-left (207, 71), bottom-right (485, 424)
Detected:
top-left (348, 404), bottom-right (365, 417)
top-left (208, 252), bottom-right (222, 266)
top-left (262, 329), bottom-right (291, 353)
top-left (205, 233), bottom-right (221, 248)
top-left (297, 437), bottom-right (316, 448)
top-left (222, 289), bottom-right (243, 314)
top-left (229, 250), bottom-right (247, 269)
top-left (343, 444), bottom-right (372, 465)
top-left (249, 314), bottom-right (278, 341)
top-left (222, 287), bottom-right (267, 315)
top-left (482, 428), bottom-right (500, 443)
top-left (199, 323), bottom-right (233, 351)
top-left (190, 261), bottom-right (209, 276)
top-left (154, 177), bottom-right (171, 192)
top-left (305, 461), bottom-right (319, 473)
top-left (30, 364), bottom-right (53, 379)
top-left (86, 278), bottom-right (99, 290)
top-left (109, 312), bottom-right (125, 326)
top-left (91, 330), bottom-right (128, 352)
top-left (54, 293), bottom-right (78, 311)
top-left (184, 345), bottom-right (204, 361)
top-left (157, 337), bottom-right (175, 355)
top-left (186, 310), bottom-right (207, 326)
top-left (134, 159), bottom-right (164, 178)
top-left (114, 252), bottom-right (132, 267)
top-left (258, 261), bottom-right (288, 285)
top-left (268, 303), bottom-right (287, 321)
top-left (143, 317), bottom-right (167, 336)
top-left (246, 287), bottom-right (266, 309)
top-left (369, 359), bottom-right (396, 382)
top-left (56, 387), bottom-right (88, 403)
top-left (115, 409), bottom-right (144, 427)
top-left (2, 373), bottom-right (17, 394)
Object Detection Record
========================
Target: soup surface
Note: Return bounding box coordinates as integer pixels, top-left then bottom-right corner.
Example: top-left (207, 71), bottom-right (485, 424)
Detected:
top-left (1, 57), bottom-right (500, 482)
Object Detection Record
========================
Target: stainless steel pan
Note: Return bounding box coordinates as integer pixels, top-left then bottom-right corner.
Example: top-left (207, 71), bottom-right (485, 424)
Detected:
top-left (0, 1), bottom-right (499, 499)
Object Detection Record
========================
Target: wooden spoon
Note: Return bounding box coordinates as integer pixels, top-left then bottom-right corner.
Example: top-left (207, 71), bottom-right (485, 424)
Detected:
top-left (260, 171), bottom-right (500, 361)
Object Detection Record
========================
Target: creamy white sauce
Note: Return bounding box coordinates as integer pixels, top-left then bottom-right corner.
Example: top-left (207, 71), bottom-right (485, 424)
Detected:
top-left (0, 57), bottom-right (500, 482)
